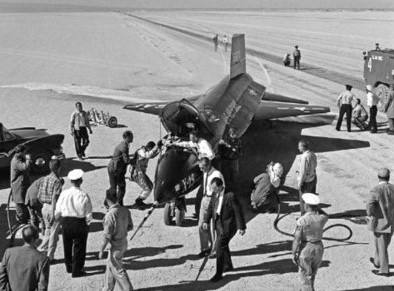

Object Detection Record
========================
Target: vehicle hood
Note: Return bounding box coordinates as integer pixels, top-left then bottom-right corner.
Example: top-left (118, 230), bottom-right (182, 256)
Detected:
top-left (9, 127), bottom-right (49, 139)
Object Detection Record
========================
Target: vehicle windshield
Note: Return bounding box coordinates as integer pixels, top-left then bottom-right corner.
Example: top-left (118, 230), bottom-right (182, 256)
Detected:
top-left (0, 124), bottom-right (15, 141)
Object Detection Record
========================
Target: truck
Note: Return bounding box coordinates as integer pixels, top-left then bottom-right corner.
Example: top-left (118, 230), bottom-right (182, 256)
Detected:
top-left (363, 49), bottom-right (394, 111)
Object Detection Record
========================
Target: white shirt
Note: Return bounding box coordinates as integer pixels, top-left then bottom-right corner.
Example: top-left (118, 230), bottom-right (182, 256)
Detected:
top-left (367, 92), bottom-right (379, 107)
top-left (216, 190), bottom-right (225, 215)
top-left (178, 138), bottom-right (215, 160)
top-left (55, 186), bottom-right (93, 224)
top-left (203, 167), bottom-right (224, 197)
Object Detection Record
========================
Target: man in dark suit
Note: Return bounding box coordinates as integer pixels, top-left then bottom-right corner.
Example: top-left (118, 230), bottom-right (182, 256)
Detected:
top-left (0, 225), bottom-right (50, 290)
top-left (203, 177), bottom-right (246, 282)
top-left (366, 168), bottom-right (394, 276)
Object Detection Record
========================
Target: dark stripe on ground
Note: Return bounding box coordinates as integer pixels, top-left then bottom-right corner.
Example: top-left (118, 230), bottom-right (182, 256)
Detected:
top-left (124, 13), bottom-right (366, 91)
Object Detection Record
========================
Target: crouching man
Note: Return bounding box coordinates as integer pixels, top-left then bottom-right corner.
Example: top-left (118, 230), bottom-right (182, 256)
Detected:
top-left (250, 162), bottom-right (283, 213)
top-left (99, 188), bottom-right (134, 291)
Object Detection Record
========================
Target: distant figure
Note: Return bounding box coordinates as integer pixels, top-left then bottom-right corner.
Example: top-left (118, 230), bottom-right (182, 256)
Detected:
top-left (131, 141), bottom-right (160, 209)
top-left (251, 162), bottom-right (283, 213)
top-left (283, 53), bottom-right (291, 67)
top-left (223, 35), bottom-right (228, 52)
top-left (218, 127), bottom-right (241, 192)
top-left (10, 144), bottom-right (32, 224)
top-left (366, 85), bottom-right (379, 133)
top-left (351, 98), bottom-right (368, 131)
top-left (70, 102), bottom-right (92, 160)
top-left (293, 45), bottom-right (301, 70)
top-left (0, 225), bottom-right (50, 291)
top-left (37, 159), bottom-right (63, 261)
top-left (55, 169), bottom-right (93, 277)
top-left (375, 43), bottom-right (381, 51)
top-left (213, 34), bottom-right (219, 52)
top-left (107, 130), bottom-right (134, 206)
top-left (297, 140), bottom-right (317, 215)
top-left (292, 193), bottom-right (328, 291)
top-left (385, 84), bottom-right (394, 135)
top-left (336, 84), bottom-right (355, 132)
top-left (204, 177), bottom-right (246, 282)
top-left (366, 168), bottom-right (394, 276)
top-left (99, 189), bottom-right (134, 291)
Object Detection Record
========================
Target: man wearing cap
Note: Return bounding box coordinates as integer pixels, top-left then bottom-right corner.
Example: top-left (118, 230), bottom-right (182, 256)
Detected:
top-left (297, 140), bottom-right (317, 215)
top-left (336, 84), bottom-right (355, 132)
top-left (366, 85), bottom-right (379, 133)
top-left (55, 169), bottom-right (92, 277)
top-left (366, 168), bottom-right (394, 276)
top-left (375, 43), bottom-right (381, 51)
top-left (293, 45), bottom-right (301, 70)
top-left (251, 161), bottom-right (283, 213)
top-left (292, 193), bottom-right (328, 291)
top-left (108, 130), bottom-right (134, 206)
top-left (218, 127), bottom-right (242, 192)
top-left (385, 84), bottom-right (394, 135)
top-left (131, 141), bottom-right (160, 209)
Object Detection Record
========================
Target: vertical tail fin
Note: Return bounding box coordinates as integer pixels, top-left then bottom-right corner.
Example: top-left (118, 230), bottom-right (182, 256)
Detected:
top-left (230, 34), bottom-right (246, 79)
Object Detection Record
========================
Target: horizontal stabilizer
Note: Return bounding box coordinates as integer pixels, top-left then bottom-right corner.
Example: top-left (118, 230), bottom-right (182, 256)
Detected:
top-left (123, 102), bottom-right (168, 116)
top-left (254, 101), bottom-right (330, 120)
top-left (262, 92), bottom-right (309, 104)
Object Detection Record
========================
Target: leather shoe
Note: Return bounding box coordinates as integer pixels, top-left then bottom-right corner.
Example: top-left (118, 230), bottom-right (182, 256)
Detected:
top-left (369, 257), bottom-right (380, 269)
top-left (372, 270), bottom-right (389, 277)
top-left (71, 271), bottom-right (86, 278)
top-left (208, 253), bottom-right (216, 259)
top-left (223, 266), bottom-right (234, 273)
top-left (197, 249), bottom-right (210, 258)
top-left (210, 274), bottom-right (222, 282)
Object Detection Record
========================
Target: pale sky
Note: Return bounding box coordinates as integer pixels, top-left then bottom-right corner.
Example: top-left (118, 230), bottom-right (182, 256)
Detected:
top-left (0, 0), bottom-right (393, 10)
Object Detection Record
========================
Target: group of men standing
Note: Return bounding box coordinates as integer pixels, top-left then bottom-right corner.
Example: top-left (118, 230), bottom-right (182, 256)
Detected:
top-left (336, 83), bottom-right (394, 134)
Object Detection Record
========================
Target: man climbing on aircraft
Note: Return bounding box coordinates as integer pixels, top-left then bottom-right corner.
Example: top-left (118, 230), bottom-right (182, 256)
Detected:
top-left (174, 130), bottom-right (215, 161)
top-left (131, 141), bottom-right (160, 209)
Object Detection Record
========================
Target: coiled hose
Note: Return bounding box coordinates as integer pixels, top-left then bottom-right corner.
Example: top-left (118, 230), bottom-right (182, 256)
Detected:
top-left (273, 203), bottom-right (353, 242)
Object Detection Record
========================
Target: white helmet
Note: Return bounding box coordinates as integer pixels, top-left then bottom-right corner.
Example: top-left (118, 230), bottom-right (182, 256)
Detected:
top-left (366, 85), bottom-right (373, 91)
top-left (273, 163), bottom-right (284, 177)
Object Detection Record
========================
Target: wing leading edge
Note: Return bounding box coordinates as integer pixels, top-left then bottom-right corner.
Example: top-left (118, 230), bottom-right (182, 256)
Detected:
top-left (254, 101), bottom-right (330, 120)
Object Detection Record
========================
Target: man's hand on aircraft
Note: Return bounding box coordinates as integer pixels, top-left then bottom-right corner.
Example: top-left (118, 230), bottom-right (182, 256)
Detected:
top-left (292, 254), bottom-right (299, 266)
top-left (98, 250), bottom-right (105, 259)
top-left (202, 223), bottom-right (209, 231)
top-left (297, 181), bottom-right (303, 189)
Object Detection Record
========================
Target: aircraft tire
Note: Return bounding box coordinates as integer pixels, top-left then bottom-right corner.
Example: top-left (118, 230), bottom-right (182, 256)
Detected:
top-left (163, 203), bottom-right (173, 226)
top-left (175, 207), bottom-right (185, 226)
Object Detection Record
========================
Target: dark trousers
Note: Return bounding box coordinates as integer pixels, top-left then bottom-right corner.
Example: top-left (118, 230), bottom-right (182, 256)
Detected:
top-left (368, 106), bottom-right (378, 131)
top-left (294, 57), bottom-right (300, 69)
top-left (27, 205), bottom-right (43, 229)
top-left (299, 177), bottom-right (317, 215)
top-left (195, 186), bottom-right (204, 218)
top-left (336, 104), bottom-right (352, 131)
top-left (219, 159), bottom-right (239, 193)
top-left (215, 220), bottom-right (235, 276)
top-left (61, 217), bottom-right (89, 275)
top-left (73, 127), bottom-right (89, 157)
top-left (108, 169), bottom-right (126, 205)
top-left (15, 203), bottom-right (29, 224)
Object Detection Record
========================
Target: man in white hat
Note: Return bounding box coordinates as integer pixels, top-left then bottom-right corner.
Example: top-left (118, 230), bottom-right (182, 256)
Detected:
top-left (55, 169), bottom-right (92, 277)
top-left (292, 193), bottom-right (328, 291)
top-left (365, 84), bottom-right (379, 133)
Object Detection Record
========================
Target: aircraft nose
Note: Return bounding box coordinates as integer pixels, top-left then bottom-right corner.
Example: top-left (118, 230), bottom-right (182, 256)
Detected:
top-left (153, 147), bottom-right (201, 204)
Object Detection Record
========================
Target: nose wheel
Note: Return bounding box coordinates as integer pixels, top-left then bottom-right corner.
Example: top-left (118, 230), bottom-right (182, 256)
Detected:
top-left (163, 197), bottom-right (186, 226)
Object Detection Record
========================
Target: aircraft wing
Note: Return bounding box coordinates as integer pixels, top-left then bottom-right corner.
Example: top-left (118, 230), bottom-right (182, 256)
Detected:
top-left (253, 101), bottom-right (330, 120)
top-left (123, 101), bottom-right (169, 116)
